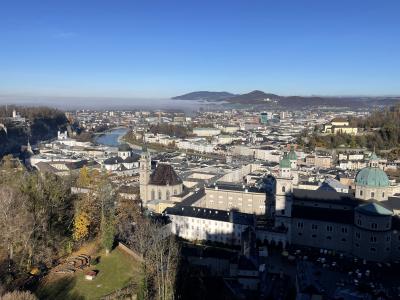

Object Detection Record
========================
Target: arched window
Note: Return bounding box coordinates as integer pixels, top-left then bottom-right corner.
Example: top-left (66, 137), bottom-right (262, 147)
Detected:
top-left (158, 190), bottom-right (162, 200)
top-left (151, 189), bottom-right (155, 200)
top-left (282, 186), bottom-right (286, 193)
top-left (174, 189), bottom-right (177, 195)
top-left (166, 190), bottom-right (170, 200)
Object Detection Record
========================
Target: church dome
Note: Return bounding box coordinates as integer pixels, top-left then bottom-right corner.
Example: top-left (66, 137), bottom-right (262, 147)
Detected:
top-left (355, 167), bottom-right (390, 187)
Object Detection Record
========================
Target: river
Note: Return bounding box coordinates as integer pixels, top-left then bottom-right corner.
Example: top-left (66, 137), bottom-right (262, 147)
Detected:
top-left (94, 127), bottom-right (129, 147)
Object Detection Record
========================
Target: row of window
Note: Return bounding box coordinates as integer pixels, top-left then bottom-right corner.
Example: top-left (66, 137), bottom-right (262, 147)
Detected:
top-left (150, 189), bottom-right (178, 200)
top-left (359, 190), bottom-right (384, 198)
top-left (356, 219), bottom-right (390, 229)
top-left (354, 243), bottom-right (391, 253)
top-left (297, 222), bottom-right (347, 233)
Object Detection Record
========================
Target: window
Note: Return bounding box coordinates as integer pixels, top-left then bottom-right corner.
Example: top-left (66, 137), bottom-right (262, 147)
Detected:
top-left (282, 186), bottom-right (286, 193)
top-left (370, 236), bottom-right (377, 243)
top-left (326, 225), bottom-right (333, 232)
top-left (312, 224), bottom-right (318, 230)
top-left (386, 236), bottom-right (391, 242)
top-left (382, 192), bottom-right (385, 198)
top-left (158, 190), bottom-right (162, 200)
top-left (297, 222), bottom-right (304, 229)
top-left (151, 189), bottom-right (155, 200)
top-left (341, 227), bottom-right (348, 234)
top-left (371, 192), bottom-right (375, 198)
top-left (357, 219), bottom-right (362, 226)
top-left (360, 190), bottom-right (363, 196)
top-left (371, 223), bottom-right (378, 229)
top-left (370, 247), bottom-right (376, 252)
top-left (355, 243), bottom-right (360, 248)
top-left (356, 232), bottom-right (361, 239)
top-left (312, 234), bottom-right (317, 238)
top-left (174, 189), bottom-right (177, 195)
top-left (166, 190), bottom-right (170, 200)
top-left (298, 232), bottom-right (302, 236)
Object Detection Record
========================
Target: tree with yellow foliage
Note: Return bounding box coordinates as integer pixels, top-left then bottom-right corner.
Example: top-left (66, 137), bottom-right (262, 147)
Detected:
top-left (72, 211), bottom-right (90, 241)
top-left (77, 166), bottom-right (91, 188)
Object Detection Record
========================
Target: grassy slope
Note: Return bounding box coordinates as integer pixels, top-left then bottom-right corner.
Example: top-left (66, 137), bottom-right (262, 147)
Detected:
top-left (37, 247), bottom-right (141, 300)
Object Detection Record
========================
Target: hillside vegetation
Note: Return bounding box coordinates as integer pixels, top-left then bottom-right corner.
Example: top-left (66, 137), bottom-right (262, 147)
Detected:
top-left (299, 104), bottom-right (400, 159)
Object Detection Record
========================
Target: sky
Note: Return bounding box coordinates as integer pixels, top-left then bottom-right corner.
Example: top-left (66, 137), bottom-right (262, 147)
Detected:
top-left (0, 0), bottom-right (400, 100)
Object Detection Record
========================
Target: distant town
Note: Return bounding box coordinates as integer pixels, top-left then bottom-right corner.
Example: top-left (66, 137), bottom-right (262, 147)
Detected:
top-left (0, 101), bottom-right (400, 299)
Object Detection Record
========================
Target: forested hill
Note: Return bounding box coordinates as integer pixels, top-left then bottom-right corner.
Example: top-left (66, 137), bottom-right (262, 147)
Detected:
top-left (172, 91), bottom-right (236, 101)
top-left (172, 90), bottom-right (400, 109)
top-left (0, 106), bottom-right (68, 157)
top-left (299, 104), bottom-right (400, 159)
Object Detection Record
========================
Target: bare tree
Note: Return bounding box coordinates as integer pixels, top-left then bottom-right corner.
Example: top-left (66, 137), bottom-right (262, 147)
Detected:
top-left (125, 216), bottom-right (179, 300)
top-left (0, 185), bottom-right (34, 271)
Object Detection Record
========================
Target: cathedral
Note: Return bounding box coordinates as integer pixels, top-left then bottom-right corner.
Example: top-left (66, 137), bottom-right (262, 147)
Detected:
top-left (269, 151), bottom-right (400, 262)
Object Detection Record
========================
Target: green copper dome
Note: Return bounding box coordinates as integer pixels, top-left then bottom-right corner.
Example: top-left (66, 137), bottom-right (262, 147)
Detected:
top-left (280, 153), bottom-right (291, 168)
top-left (288, 146), bottom-right (297, 161)
top-left (355, 167), bottom-right (390, 187)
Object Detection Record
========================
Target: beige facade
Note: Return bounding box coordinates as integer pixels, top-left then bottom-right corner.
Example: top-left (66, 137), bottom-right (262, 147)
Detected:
top-left (198, 185), bottom-right (267, 215)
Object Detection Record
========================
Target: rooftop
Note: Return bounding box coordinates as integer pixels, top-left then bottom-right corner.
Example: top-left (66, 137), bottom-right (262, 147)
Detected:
top-left (165, 205), bottom-right (255, 226)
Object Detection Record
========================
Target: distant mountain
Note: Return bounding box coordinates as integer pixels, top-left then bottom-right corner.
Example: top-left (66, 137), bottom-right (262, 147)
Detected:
top-left (223, 90), bottom-right (281, 104)
top-left (172, 91), bottom-right (236, 101)
top-left (172, 90), bottom-right (400, 108)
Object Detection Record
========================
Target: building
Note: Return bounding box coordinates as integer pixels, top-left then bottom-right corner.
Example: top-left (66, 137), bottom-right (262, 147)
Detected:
top-left (267, 153), bottom-right (400, 262)
top-left (198, 183), bottom-right (267, 215)
top-left (323, 118), bottom-right (358, 135)
top-left (260, 112), bottom-right (269, 124)
top-left (193, 127), bottom-right (221, 137)
top-left (165, 205), bottom-right (256, 245)
top-left (139, 147), bottom-right (184, 206)
top-left (354, 152), bottom-right (400, 201)
top-left (103, 144), bottom-right (140, 172)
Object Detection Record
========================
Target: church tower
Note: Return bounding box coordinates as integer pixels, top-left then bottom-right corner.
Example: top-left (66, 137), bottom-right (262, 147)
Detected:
top-left (139, 145), bottom-right (151, 203)
top-left (274, 152), bottom-right (294, 244)
top-left (275, 153), bottom-right (293, 218)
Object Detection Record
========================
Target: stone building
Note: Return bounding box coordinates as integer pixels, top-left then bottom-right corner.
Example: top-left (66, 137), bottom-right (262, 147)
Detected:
top-left (267, 152), bottom-right (400, 262)
top-left (139, 147), bottom-right (183, 206)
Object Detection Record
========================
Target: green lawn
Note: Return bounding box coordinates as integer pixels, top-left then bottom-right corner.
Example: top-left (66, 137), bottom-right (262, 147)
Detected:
top-left (37, 247), bottom-right (141, 300)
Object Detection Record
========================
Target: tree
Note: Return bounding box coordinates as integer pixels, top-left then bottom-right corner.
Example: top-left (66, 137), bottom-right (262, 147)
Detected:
top-left (125, 216), bottom-right (180, 300)
top-left (0, 185), bottom-right (34, 272)
top-left (77, 166), bottom-right (91, 187)
top-left (72, 211), bottom-right (90, 242)
top-left (0, 290), bottom-right (37, 300)
top-left (101, 215), bottom-right (115, 254)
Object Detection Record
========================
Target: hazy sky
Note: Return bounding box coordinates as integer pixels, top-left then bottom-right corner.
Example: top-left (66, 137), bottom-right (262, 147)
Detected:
top-left (1, 0), bottom-right (400, 99)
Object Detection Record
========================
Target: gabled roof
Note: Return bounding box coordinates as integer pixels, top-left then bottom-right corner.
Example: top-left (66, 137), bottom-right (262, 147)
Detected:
top-left (123, 153), bottom-right (140, 163)
top-left (104, 156), bottom-right (124, 165)
top-left (149, 163), bottom-right (182, 186)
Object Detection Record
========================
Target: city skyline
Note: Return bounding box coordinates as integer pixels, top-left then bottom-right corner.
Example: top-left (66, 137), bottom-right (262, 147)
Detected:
top-left (1, 0), bottom-right (400, 100)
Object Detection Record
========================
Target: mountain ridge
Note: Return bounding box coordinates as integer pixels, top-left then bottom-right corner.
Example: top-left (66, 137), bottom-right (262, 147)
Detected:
top-left (172, 90), bottom-right (400, 108)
